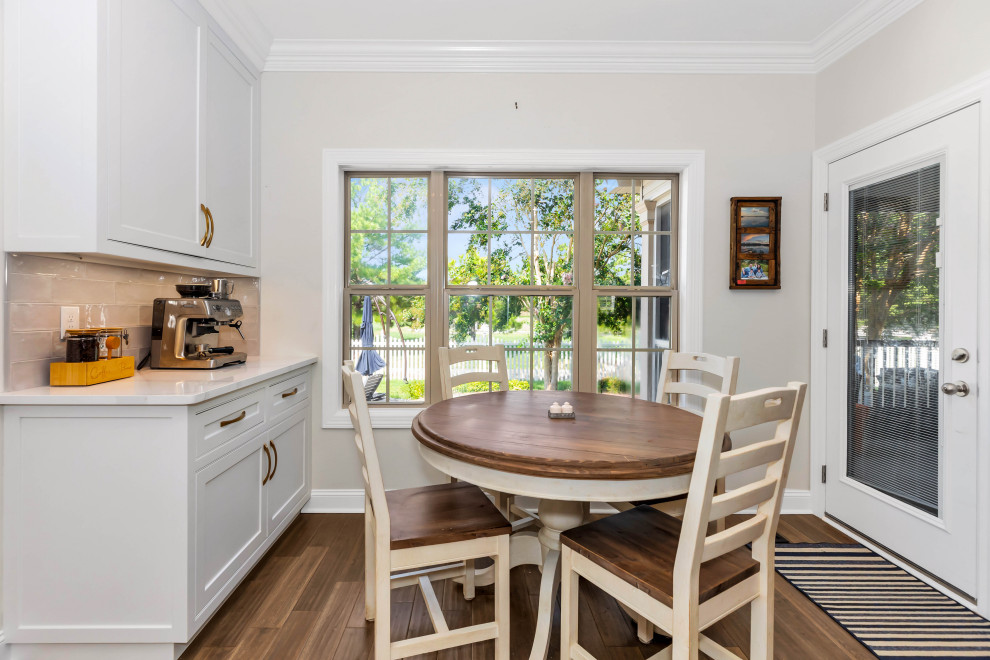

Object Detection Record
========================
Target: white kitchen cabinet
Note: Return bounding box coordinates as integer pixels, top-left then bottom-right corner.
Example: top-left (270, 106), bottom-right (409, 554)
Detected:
top-left (265, 409), bottom-right (311, 534)
top-left (194, 432), bottom-right (268, 621)
top-left (2, 363), bottom-right (313, 659)
top-left (107, 0), bottom-right (206, 258)
top-left (202, 30), bottom-right (258, 266)
top-left (3, 0), bottom-right (259, 274)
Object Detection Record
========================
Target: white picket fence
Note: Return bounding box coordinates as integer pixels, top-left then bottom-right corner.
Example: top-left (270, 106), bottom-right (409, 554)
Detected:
top-left (356, 337), bottom-right (582, 385)
top-left (354, 335), bottom-right (653, 388)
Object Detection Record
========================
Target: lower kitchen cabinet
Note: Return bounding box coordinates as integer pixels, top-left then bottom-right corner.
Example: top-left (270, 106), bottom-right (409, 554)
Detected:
top-left (194, 432), bottom-right (268, 621)
top-left (266, 410), bottom-right (310, 534)
top-left (2, 365), bottom-right (312, 660)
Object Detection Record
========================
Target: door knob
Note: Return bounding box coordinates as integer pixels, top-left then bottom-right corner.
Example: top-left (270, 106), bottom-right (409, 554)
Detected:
top-left (951, 348), bottom-right (970, 363)
top-left (941, 381), bottom-right (970, 397)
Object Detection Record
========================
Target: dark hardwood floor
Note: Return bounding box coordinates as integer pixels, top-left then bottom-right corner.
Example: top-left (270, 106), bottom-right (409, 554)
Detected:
top-left (180, 513), bottom-right (873, 660)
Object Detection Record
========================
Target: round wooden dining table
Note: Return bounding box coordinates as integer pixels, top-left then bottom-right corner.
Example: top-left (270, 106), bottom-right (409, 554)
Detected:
top-left (411, 389), bottom-right (708, 660)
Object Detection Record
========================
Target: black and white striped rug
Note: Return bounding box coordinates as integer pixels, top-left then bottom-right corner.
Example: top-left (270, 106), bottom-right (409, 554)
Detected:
top-left (775, 544), bottom-right (990, 659)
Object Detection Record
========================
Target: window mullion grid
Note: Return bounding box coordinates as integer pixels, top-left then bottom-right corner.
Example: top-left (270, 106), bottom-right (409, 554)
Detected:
top-left (386, 178), bottom-right (393, 288)
top-left (488, 294), bottom-right (494, 391)
top-left (346, 170), bottom-right (677, 406)
top-left (383, 294), bottom-right (391, 403)
top-left (529, 294), bottom-right (535, 391)
top-left (427, 170), bottom-right (445, 404)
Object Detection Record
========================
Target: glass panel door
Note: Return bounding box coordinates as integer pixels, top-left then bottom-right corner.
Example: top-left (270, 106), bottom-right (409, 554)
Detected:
top-left (825, 105), bottom-right (979, 596)
top-left (847, 164), bottom-right (941, 515)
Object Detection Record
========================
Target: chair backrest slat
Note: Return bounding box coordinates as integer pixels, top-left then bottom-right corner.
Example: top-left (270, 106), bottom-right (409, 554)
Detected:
top-left (701, 514), bottom-right (767, 562)
top-left (439, 345), bottom-right (510, 400)
top-left (707, 476), bottom-right (777, 522)
top-left (673, 381), bottom-right (806, 604)
top-left (715, 439), bottom-right (787, 479)
top-left (658, 350), bottom-right (740, 413)
top-left (450, 371), bottom-right (506, 388)
top-left (342, 361), bottom-right (390, 532)
top-left (723, 388), bottom-right (797, 433)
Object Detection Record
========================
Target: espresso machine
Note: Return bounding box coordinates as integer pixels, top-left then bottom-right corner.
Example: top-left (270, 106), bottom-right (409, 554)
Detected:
top-left (150, 280), bottom-right (248, 369)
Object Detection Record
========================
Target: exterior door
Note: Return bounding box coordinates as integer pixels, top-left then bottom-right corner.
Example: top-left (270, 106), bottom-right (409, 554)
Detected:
top-left (825, 105), bottom-right (980, 596)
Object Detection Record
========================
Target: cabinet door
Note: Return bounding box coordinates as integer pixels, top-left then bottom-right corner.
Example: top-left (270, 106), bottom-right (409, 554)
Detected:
top-left (194, 431), bottom-right (267, 620)
top-left (202, 30), bottom-right (257, 267)
top-left (265, 409), bottom-right (310, 535)
top-left (107, 0), bottom-right (208, 256)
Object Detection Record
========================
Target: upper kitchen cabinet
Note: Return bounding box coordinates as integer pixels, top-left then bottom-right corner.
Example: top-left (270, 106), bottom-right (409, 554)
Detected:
top-left (201, 32), bottom-right (258, 266)
top-left (3, 0), bottom-right (260, 273)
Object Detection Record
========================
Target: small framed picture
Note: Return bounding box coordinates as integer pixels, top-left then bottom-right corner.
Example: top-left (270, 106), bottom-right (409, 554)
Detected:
top-left (738, 259), bottom-right (773, 281)
top-left (730, 197), bottom-right (781, 289)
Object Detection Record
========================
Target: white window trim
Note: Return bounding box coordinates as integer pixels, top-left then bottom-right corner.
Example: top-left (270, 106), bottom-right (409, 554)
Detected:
top-left (322, 148), bottom-right (706, 429)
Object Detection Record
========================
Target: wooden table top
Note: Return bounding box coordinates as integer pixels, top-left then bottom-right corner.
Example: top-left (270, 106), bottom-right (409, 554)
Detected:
top-left (411, 390), bottom-right (707, 481)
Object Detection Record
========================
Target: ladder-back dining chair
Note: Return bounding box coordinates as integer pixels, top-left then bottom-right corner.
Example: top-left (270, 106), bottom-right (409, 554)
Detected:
top-left (561, 382), bottom-right (807, 660)
top-left (438, 345), bottom-right (536, 531)
top-left (614, 350), bottom-right (740, 517)
top-left (657, 350), bottom-right (740, 412)
top-left (342, 360), bottom-right (512, 660)
top-left (438, 345), bottom-right (510, 398)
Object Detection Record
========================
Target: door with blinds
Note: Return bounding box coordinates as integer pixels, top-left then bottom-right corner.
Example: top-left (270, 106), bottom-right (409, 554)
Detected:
top-left (825, 105), bottom-right (980, 596)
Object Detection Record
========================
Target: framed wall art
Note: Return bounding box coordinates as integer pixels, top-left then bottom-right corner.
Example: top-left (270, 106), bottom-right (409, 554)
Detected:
top-left (730, 197), bottom-right (781, 289)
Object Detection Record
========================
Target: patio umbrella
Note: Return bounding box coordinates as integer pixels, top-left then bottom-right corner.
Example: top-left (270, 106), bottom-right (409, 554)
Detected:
top-left (356, 296), bottom-right (386, 376)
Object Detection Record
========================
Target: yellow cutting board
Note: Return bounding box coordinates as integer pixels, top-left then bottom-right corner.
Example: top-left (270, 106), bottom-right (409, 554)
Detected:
top-left (50, 356), bottom-right (135, 387)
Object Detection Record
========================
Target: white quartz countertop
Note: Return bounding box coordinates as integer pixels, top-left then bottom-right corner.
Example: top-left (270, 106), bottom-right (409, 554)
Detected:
top-left (0, 356), bottom-right (318, 405)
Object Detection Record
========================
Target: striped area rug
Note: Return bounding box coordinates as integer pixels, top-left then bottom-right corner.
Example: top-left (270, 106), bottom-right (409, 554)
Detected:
top-left (775, 544), bottom-right (990, 659)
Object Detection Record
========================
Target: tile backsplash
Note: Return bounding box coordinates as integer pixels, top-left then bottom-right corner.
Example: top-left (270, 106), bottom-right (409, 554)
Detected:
top-left (6, 255), bottom-right (261, 390)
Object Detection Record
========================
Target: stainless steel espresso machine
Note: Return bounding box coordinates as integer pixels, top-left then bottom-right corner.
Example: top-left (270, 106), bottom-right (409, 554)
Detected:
top-left (150, 279), bottom-right (248, 369)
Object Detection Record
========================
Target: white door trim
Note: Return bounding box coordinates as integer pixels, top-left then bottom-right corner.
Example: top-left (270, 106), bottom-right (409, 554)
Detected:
top-left (321, 148), bottom-right (706, 429)
top-left (810, 70), bottom-right (990, 615)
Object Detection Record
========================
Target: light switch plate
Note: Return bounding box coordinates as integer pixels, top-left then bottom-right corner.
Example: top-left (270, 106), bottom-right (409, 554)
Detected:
top-left (60, 306), bottom-right (79, 339)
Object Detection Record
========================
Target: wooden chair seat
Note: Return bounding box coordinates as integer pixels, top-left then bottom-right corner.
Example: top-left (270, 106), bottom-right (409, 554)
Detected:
top-left (386, 482), bottom-right (512, 550)
top-left (561, 505), bottom-right (759, 607)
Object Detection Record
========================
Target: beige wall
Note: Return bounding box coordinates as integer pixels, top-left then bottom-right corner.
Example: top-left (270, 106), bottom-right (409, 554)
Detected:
top-left (259, 72), bottom-right (817, 493)
top-left (816, 0), bottom-right (990, 147)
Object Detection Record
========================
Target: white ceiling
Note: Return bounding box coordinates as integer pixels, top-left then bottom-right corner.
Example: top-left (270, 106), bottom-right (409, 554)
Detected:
top-left (241, 0), bottom-right (862, 43)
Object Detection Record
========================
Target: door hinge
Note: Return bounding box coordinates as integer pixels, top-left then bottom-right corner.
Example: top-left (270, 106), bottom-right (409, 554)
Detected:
top-left (822, 329), bottom-right (828, 348)
top-left (821, 465), bottom-right (827, 483)
top-left (824, 193), bottom-right (829, 212)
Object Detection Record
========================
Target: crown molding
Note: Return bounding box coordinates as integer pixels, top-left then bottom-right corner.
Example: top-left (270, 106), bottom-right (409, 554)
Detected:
top-left (208, 0), bottom-right (924, 74)
top-left (811, 0), bottom-right (925, 70)
top-left (200, 0), bottom-right (273, 72)
top-left (266, 39), bottom-right (819, 74)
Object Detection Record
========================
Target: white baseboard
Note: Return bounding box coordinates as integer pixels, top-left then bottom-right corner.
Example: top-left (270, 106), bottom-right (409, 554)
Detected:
top-left (777, 489), bottom-right (813, 514)
top-left (300, 488), bottom-right (813, 515)
top-left (302, 489), bottom-right (365, 513)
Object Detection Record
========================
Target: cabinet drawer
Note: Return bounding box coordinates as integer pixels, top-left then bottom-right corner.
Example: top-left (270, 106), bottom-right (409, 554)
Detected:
top-left (195, 389), bottom-right (265, 461)
top-left (267, 371), bottom-right (310, 423)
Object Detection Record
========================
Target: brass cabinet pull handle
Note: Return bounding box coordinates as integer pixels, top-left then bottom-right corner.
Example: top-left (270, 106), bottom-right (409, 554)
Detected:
top-left (281, 387), bottom-right (298, 399)
top-left (200, 204), bottom-right (210, 246)
top-left (262, 443), bottom-right (272, 485)
top-left (220, 410), bottom-right (246, 428)
top-left (205, 206), bottom-right (215, 248)
top-left (269, 441), bottom-right (278, 480)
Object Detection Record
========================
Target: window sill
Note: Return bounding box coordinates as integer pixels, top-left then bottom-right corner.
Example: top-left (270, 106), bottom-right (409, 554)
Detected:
top-left (324, 406), bottom-right (424, 429)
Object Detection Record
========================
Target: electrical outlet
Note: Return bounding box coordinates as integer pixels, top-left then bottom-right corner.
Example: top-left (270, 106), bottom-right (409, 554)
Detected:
top-left (60, 306), bottom-right (80, 339)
